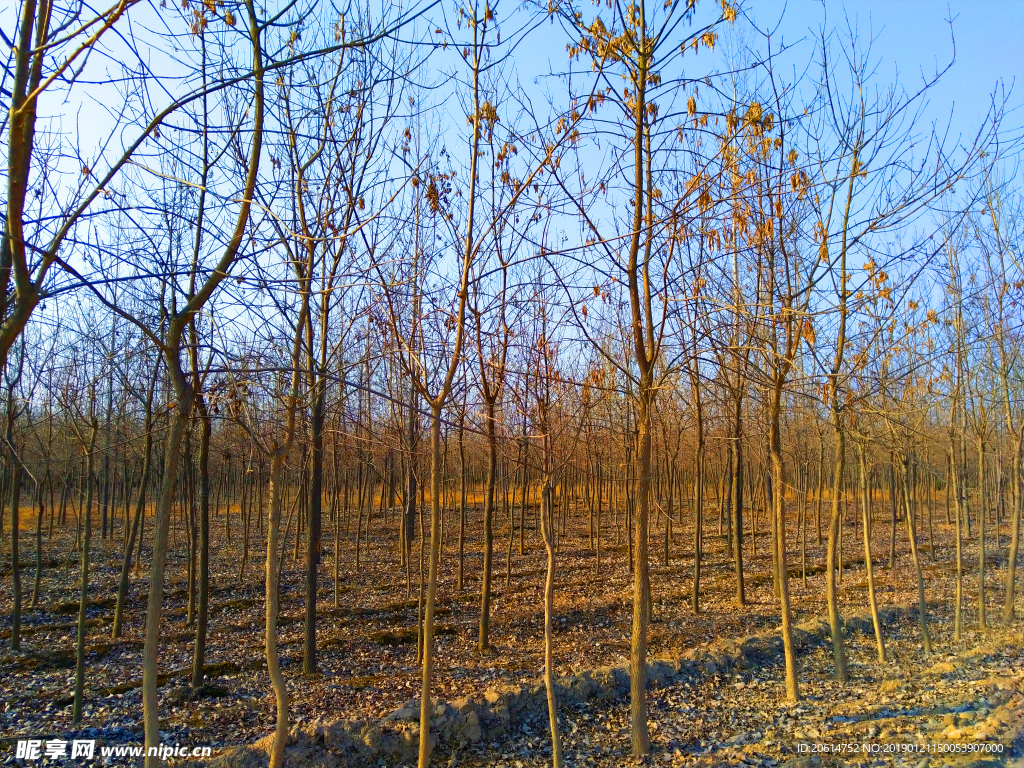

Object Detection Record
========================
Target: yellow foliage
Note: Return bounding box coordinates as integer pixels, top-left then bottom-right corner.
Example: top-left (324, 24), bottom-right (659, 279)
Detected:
top-left (801, 317), bottom-right (816, 346)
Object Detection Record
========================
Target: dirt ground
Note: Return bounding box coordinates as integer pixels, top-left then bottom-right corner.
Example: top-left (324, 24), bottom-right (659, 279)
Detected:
top-left (0, 492), bottom-right (1021, 766)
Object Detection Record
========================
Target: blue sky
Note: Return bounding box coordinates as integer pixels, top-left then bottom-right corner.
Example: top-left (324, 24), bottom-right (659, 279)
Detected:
top-left (747, 1), bottom-right (1022, 142)
top-left (506, 0), bottom-right (1021, 142)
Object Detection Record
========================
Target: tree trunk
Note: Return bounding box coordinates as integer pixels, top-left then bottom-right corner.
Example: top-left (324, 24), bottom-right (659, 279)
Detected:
top-left (799, 465), bottom-right (807, 588)
top-left (418, 404), bottom-right (445, 768)
top-left (73, 425), bottom-right (98, 724)
top-left (629, 387), bottom-right (652, 756)
top-left (900, 455), bottom-right (932, 652)
top-left (458, 418), bottom-right (466, 593)
top-left (191, 402), bottom-right (212, 690)
top-left (305, 382), bottom-right (325, 675)
top-left (731, 399), bottom-right (745, 606)
top-left (769, 392), bottom-right (798, 702)
top-left (977, 435), bottom-right (987, 631)
top-left (335, 468), bottom-right (344, 608)
top-left (888, 463), bottom-right (898, 569)
top-left (143, 403), bottom-right (191, 767)
top-left (479, 398), bottom-right (497, 651)
top-left (238, 464), bottom-right (250, 584)
top-left (595, 460), bottom-right (602, 578)
top-left (266, 450), bottom-right (290, 768)
top-left (693, 444), bottom-right (703, 614)
top-left (113, 366), bottom-right (157, 638)
top-left (950, 439), bottom-right (964, 641)
top-left (815, 442), bottom-right (825, 547)
top-left (540, 479), bottom-right (563, 768)
top-left (9, 464), bottom-right (21, 652)
top-left (826, 425), bottom-right (848, 682)
top-left (519, 447), bottom-right (528, 556)
top-left (856, 441), bottom-right (885, 663)
top-left (1003, 433), bottom-right (1022, 624)
top-left (7, 383), bottom-right (21, 650)
top-left (31, 480), bottom-right (44, 608)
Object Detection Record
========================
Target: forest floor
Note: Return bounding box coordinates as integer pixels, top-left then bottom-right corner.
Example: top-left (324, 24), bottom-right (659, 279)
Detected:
top-left (0, 496), bottom-right (1022, 766)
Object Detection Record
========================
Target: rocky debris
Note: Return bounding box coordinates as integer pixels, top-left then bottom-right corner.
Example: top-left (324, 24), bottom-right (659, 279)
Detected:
top-left (205, 607), bottom-right (906, 767)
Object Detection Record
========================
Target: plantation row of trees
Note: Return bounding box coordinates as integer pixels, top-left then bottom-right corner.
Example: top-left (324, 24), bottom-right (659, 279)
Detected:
top-left (2, 0), bottom-right (1020, 765)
